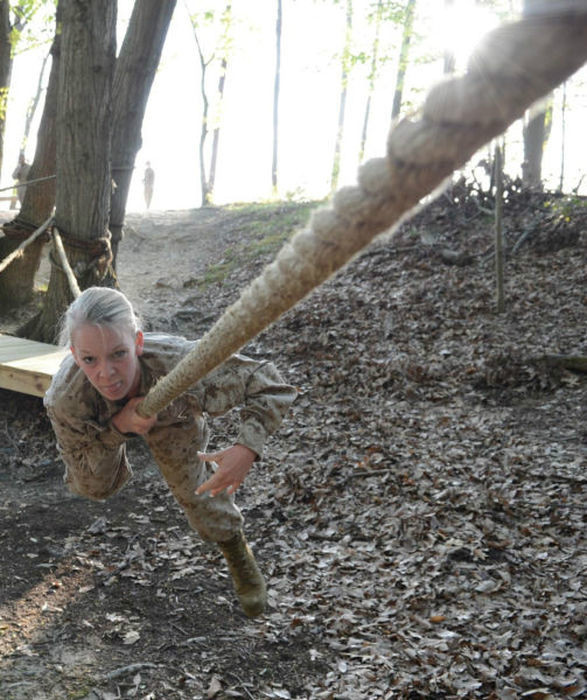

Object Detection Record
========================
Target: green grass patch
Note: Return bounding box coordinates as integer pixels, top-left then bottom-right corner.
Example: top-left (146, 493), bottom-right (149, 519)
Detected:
top-left (198, 200), bottom-right (321, 289)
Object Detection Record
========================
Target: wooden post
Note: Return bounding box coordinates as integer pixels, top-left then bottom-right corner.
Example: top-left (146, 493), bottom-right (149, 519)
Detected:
top-left (494, 143), bottom-right (505, 314)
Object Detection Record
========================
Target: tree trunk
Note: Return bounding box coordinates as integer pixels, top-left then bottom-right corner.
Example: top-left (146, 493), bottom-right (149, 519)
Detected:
top-left (208, 54), bottom-right (226, 201)
top-left (22, 0), bottom-right (117, 343)
top-left (331, 0), bottom-right (352, 193)
top-left (109, 0), bottom-right (177, 265)
top-left (21, 52), bottom-right (50, 152)
top-left (522, 99), bottom-right (548, 190)
top-left (443, 0), bottom-right (456, 75)
top-left (271, 0), bottom-right (282, 195)
top-left (191, 24), bottom-right (212, 206)
top-left (391, 0), bottom-right (416, 120)
top-left (520, 0), bottom-right (551, 191)
top-left (494, 143), bottom-right (505, 313)
top-left (0, 0), bottom-right (12, 176)
top-left (359, 0), bottom-right (382, 163)
top-left (0, 5), bottom-right (60, 311)
top-left (558, 81), bottom-right (567, 192)
top-left (0, 0), bottom-right (32, 177)
top-left (208, 4), bottom-right (232, 203)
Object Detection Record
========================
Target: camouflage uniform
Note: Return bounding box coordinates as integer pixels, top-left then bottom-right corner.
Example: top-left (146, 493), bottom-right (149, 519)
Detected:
top-left (44, 333), bottom-right (296, 543)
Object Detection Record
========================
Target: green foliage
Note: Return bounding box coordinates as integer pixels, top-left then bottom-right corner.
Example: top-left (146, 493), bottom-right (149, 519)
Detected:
top-left (65, 682), bottom-right (95, 700)
top-left (543, 195), bottom-right (587, 222)
top-left (185, 0), bottom-right (234, 57)
top-left (476, 0), bottom-right (519, 23)
top-left (9, 0), bottom-right (55, 57)
top-left (0, 87), bottom-right (7, 121)
top-left (378, 0), bottom-right (411, 25)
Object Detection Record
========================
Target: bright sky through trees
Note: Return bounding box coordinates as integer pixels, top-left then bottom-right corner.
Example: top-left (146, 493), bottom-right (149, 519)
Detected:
top-left (1, 0), bottom-right (585, 211)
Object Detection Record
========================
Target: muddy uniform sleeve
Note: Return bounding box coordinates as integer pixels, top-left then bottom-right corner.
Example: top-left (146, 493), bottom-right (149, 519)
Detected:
top-left (193, 354), bottom-right (297, 458)
top-left (45, 402), bottom-right (132, 501)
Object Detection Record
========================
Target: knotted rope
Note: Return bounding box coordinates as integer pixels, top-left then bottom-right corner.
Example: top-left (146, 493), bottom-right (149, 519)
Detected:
top-left (137, 7), bottom-right (587, 418)
top-left (50, 226), bottom-right (113, 284)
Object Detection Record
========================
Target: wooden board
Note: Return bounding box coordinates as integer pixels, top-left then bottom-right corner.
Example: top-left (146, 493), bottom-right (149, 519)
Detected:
top-left (0, 333), bottom-right (69, 398)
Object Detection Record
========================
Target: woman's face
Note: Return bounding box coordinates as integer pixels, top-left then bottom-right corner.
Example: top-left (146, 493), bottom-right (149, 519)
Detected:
top-left (70, 323), bottom-right (144, 401)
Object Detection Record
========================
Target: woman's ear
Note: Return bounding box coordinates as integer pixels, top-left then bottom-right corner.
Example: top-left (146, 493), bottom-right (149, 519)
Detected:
top-left (135, 330), bottom-right (145, 356)
top-left (70, 345), bottom-right (81, 367)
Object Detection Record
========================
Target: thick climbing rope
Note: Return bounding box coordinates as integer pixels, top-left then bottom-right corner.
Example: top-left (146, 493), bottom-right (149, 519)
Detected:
top-left (137, 6), bottom-right (587, 419)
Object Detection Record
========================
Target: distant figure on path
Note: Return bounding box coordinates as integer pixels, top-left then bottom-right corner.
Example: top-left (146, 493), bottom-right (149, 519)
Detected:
top-left (11, 153), bottom-right (31, 209)
top-left (143, 161), bottom-right (155, 209)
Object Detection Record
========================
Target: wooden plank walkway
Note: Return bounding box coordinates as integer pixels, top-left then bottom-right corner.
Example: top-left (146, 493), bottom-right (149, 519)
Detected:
top-left (0, 333), bottom-right (69, 397)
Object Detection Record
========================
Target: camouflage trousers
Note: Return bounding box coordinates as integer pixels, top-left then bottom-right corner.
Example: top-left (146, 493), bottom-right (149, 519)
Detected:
top-left (65, 422), bottom-right (244, 543)
top-left (146, 423), bottom-right (244, 543)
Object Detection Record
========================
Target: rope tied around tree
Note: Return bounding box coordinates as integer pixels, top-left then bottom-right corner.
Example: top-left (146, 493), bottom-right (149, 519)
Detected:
top-left (136, 6), bottom-right (587, 419)
top-left (0, 215), bottom-right (55, 275)
top-left (0, 217), bottom-right (110, 296)
top-left (1, 217), bottom-right (51, 242)
top-left (52, 225), bottom-right (113, 281)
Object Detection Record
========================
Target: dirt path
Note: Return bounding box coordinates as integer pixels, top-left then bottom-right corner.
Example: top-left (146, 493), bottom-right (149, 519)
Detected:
top-left (118, 208), bottom-right (242, 322)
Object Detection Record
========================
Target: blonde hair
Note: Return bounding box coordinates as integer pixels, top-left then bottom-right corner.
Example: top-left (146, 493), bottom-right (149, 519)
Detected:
top-left (59, 287), bottom-right (140, 346)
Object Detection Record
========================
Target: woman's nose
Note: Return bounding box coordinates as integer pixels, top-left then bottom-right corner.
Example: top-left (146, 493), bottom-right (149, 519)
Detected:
top-left (98, 361), bottom-right (116, 378)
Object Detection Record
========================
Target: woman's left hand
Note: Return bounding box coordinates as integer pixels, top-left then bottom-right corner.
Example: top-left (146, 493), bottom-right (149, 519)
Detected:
top-left (196, 444), bottom-right (257, 496)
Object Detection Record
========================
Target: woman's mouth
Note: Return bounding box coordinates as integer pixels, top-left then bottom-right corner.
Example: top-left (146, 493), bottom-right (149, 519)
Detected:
top-left (101, 380), bottom-right (124, 396)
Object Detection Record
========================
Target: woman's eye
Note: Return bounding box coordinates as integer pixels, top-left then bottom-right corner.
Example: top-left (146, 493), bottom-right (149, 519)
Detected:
top-left (114, 350), bottom-right (127, 359)
top-left (82, 357), bottom-right (95, 365)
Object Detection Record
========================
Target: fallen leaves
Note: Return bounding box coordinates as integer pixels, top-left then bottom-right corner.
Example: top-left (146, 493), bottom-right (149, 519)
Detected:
top-left (0, 190), bottom-right (585, 697)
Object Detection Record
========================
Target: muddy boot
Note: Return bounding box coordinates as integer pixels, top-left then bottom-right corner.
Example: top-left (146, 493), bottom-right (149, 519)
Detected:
top-left (218, 530), bottom-right (267, 618)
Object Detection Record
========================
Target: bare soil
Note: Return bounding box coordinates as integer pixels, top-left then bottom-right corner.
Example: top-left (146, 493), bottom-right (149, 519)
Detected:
top-left (0, 189), bottom-right (585, 699)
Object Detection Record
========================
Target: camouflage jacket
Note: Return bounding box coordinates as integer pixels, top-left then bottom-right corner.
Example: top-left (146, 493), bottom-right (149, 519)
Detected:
top-left (44, 332), bottom-right (297, 480)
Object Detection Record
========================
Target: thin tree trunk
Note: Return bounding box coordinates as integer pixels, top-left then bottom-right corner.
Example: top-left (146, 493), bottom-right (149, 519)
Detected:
top-left (558, 81), bottom-right (566, 192)
top-left (0, 0), bottom-right (12, 176)
top-left (271, 0), bottom-right (282, 195)
top-left (208, 55), bottom-right (226, 201)
top-left (494, 144), bottom-right (505, 314)
top-left (0, 0), bottom-right (31, 177)
top-left (391, 0), bottom-right (416, 120)
top-left (443, 0), bottom-right (456, 75)
top-left (21, 52), bottom-right (50, 152)
top-left (109, 0), bottom-right (177, 264)
top-left (23, 0), bottom-right (117, 342)
top-left (208, 3), bottom-right (232, 204)
top-left (522, 101), bottom-right (547, 190)
top-left (192, 27), bottom-right (212, 206)
top-left (359, 0), bottom-right (382, 163)
top-left (521, 0), bottom-right (551, 191)
top-left (331, 0), bottom-right (352, 193)
top-left (0, 6), bottom-right (60, 311)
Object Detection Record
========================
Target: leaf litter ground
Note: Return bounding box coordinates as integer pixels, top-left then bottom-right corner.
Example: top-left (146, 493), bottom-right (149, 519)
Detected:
top-left (0, 185), bottom-right (585, 699)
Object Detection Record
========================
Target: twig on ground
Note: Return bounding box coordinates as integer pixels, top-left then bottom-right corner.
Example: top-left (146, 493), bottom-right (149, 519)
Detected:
top-left (105, 662), bottom-right (158, 680)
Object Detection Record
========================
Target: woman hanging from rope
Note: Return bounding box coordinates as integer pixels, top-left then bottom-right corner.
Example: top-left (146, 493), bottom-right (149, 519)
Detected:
top-left (44, 286), bottom-right (297, 618)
